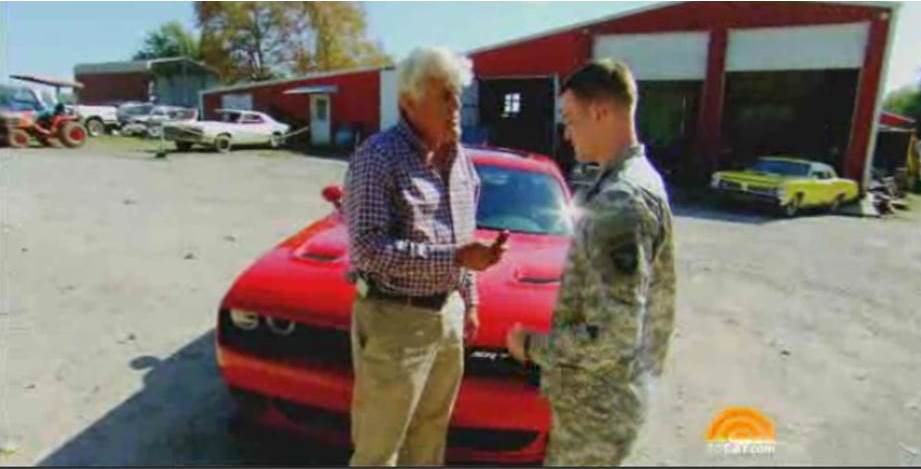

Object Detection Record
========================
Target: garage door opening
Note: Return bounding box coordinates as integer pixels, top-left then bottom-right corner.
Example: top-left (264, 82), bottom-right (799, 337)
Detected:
top-left (721, 69), bottom-right (859, 173)
top-left (479, 77), bottom-right (556, 156)
top-left (637, 80), bottom-right (702, 186)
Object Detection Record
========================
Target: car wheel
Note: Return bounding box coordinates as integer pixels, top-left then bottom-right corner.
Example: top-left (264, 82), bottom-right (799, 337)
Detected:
top-left (268, 133), bottom-right (283, 149)
top-left (85, 118), bottom-right (105, 137)
top-left (783, 194), bottom-right (802, 218)
top-left (147, 126), bottom-right (163, 139)
top-left (214, 134), bottom-right (232, 153)
top-left (829, 194), bottom-right (845, 213)
top-left (175, 141), bottom-right (193, 152)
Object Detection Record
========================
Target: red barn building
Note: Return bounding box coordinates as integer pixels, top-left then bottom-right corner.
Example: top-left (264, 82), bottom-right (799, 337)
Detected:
top-left (202, 1), bottom-right (900, 188)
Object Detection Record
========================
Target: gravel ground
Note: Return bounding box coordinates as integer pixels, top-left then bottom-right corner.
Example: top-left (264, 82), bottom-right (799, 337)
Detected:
top-left (1, 137), bottom-right (919, 466)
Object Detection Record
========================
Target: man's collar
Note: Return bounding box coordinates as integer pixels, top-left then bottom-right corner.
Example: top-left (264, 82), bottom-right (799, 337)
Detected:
top-left (396, 117), bottom-right (460, 169)
top-left (600, 143), bottom-right (645, 175)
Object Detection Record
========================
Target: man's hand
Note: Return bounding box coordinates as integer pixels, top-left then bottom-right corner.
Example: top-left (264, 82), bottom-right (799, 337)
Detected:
top-left (464, 307), bottom-right (479, 342)
top-left (455, 231), bottom-right (509, 271)
top-left (506, 322), bottom-right (528, 363)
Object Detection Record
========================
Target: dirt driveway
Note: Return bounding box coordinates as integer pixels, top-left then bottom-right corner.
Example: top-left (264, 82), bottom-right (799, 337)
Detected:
top-left (1, 137), bottom-right (919, 466)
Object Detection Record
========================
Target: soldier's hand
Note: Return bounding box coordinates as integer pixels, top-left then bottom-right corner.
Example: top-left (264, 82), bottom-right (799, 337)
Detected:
top-left (506, 323), bottom-right (528, 363)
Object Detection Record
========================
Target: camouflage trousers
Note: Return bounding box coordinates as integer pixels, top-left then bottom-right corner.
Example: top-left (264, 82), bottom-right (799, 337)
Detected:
top-left (543, 369), bottom-right (648, 466)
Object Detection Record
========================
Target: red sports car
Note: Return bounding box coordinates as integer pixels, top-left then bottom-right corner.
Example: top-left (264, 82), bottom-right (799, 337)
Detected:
top-left (216, 146), bottom-right (573, 463)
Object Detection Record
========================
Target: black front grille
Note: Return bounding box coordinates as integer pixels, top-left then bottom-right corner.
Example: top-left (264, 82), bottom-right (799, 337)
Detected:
top-left (219, 310), bottom-right (539, 387)
top-left (164, 126), bottom-right (203, 141)
top-left (720, 180), bottom-right (743, 190)
top-left (268, 397), bottom-right (539, 452)
top-left (465, 349), bottom-right (540, 387)
top-left (218, 309), bottom-right (352, 366)
top-left (448, 427), bottom-right (541, 452)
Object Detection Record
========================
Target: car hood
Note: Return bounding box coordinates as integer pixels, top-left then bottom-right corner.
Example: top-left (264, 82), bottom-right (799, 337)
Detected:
top-left (221, 213), bottom-right (571, 348)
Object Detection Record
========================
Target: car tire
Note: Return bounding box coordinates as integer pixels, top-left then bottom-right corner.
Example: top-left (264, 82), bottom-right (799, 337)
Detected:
top-left (8, 129), bottom-right (30, 148)
top-left (214, 134), bottom-right (232, 153)
top-left (147, 126), bottom-right (163, 139)
top-left (59, 122), bottom-right (88, 148)
top-left (269, 133), bottom-right (283, 149)
top-left (175, 141), bottom-right (193, 152)
top-left (829, 194), bottom-right (845, 213)
top-left (85, 118), bottom-right (105, 137)
top-left (783, 194), bottom-right (802, 218)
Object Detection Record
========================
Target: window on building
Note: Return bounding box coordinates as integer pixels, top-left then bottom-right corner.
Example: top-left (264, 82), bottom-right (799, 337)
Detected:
top-left (502, 93), bottom-right (521, 118)
top-left (314, 99), bottom-right (328, 121)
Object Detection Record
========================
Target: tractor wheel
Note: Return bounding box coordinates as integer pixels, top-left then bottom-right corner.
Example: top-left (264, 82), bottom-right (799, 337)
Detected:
top-left (85, 118), bottom-right (105, 137)
top-left (8, 129), bottom-right (30, 148)
top-left (59, 122), bottom-right (88, 148)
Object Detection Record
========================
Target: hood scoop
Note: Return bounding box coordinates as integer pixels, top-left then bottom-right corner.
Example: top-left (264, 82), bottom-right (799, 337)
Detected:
top-left (293, 228), bottom-right (347, 262)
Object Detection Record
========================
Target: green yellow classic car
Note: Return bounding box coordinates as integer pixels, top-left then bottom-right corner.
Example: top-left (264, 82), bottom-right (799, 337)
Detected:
top-left (710, 157), bottom-right (860, 217)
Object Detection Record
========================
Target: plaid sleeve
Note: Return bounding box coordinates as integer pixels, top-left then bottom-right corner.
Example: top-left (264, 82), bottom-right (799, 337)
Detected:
top-left (458, 166), bottom-right (480, 307)
top-left (344, 141), bottom-right (458, 277)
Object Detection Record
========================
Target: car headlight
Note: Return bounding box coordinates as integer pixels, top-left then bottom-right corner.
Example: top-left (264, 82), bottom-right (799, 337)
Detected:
top-left (229, 309), bottom-right (260, 330)
top-left (710, 174), bottom-right (721, 189)
top-left (776, 186), bottom-right (786, 199)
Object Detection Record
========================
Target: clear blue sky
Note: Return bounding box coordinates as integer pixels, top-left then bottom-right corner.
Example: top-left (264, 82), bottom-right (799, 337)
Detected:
top-left (1, 1), bottom-right (919, 92)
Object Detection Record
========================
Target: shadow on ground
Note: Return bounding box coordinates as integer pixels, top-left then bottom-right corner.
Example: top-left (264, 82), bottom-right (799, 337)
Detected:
top-left (37, 330), bottom-right (347, 466)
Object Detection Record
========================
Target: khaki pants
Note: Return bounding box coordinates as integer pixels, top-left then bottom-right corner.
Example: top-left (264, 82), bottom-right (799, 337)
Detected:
top-left (349, 292), bottom-right (465, 466)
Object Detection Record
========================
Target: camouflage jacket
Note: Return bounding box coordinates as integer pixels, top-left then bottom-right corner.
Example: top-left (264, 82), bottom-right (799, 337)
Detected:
top-left (528, 144), bottom-right (677, 394)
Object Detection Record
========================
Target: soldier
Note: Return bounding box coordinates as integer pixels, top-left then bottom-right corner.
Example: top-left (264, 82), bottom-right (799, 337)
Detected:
top-left (506, 59), bottom-right (677, 466)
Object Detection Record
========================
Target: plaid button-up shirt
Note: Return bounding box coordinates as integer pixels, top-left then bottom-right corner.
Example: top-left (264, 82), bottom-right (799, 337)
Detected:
top-left (344, 119), bottom-right (480, 307)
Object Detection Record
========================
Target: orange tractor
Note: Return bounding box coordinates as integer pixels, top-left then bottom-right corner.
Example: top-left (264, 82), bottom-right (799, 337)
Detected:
top-left (0, 75), bottom-right (88, 149)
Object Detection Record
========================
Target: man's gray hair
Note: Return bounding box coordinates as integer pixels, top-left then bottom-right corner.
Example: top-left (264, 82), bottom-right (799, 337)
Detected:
top-left (397, 46), bottom-right (473, 101)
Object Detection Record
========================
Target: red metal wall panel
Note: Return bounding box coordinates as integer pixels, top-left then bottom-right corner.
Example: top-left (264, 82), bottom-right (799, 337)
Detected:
top-left (76, 72), bottom-right (150, 105)
top-left (469, 1), bottom-right (891, 185)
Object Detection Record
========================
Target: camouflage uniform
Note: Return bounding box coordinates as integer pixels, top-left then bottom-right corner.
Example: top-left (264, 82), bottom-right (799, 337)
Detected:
top-left (526, 144), bottom-right (676, 466)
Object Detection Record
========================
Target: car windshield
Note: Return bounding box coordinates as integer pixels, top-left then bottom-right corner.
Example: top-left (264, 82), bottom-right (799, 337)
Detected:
top-left (475, 164), bottom-right (572, 236)
top-left (751, 159), bottom-right (811, 176)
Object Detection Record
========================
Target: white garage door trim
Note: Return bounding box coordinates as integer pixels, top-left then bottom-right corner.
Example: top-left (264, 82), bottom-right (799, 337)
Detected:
top-left (593, 32), bottom-right (710, 81)
top-left (726, 22), bottom-right (869, 72)
top-left (220, 93), bottom-right (253, 111)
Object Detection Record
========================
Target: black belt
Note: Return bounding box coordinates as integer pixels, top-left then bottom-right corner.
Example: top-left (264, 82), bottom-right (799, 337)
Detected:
top-left (366, 283), bottom-right (449, 310)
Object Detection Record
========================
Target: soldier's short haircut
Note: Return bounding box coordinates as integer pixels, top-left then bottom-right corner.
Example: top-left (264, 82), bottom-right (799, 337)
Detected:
top-left (561, 59), bottom-right (637, 110)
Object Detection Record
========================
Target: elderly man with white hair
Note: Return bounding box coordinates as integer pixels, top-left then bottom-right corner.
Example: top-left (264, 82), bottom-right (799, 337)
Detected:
top-left (343, 46), bottom-right (508, 466)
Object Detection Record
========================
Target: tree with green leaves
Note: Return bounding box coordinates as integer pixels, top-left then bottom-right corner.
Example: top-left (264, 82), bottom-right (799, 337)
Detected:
top-left (133, 21), bottom-right (201, 61)
top-left (884, 84), bottom-right (921, 123)
top-left (196, 2), bottom-right (391, 84)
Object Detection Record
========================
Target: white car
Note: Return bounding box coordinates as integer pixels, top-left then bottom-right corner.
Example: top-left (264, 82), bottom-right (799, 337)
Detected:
top-left (122, 105), bottom-right (197, 138)
top-left (163, 109), bottom-right (290, 153)
top-left (71, 105), bottom-right (119, 137)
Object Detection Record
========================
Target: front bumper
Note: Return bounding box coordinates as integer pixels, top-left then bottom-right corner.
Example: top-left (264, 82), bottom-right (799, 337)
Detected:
top-left (216, 342), bottom-right (549, 463)
top-left (712, 185), bottom-right (784, 206)
top-left (164, 126), bottom-right (206, 143)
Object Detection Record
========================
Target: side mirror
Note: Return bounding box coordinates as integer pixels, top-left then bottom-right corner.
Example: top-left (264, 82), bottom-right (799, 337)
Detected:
top-left (322, 185), bottom-right (344, 211)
